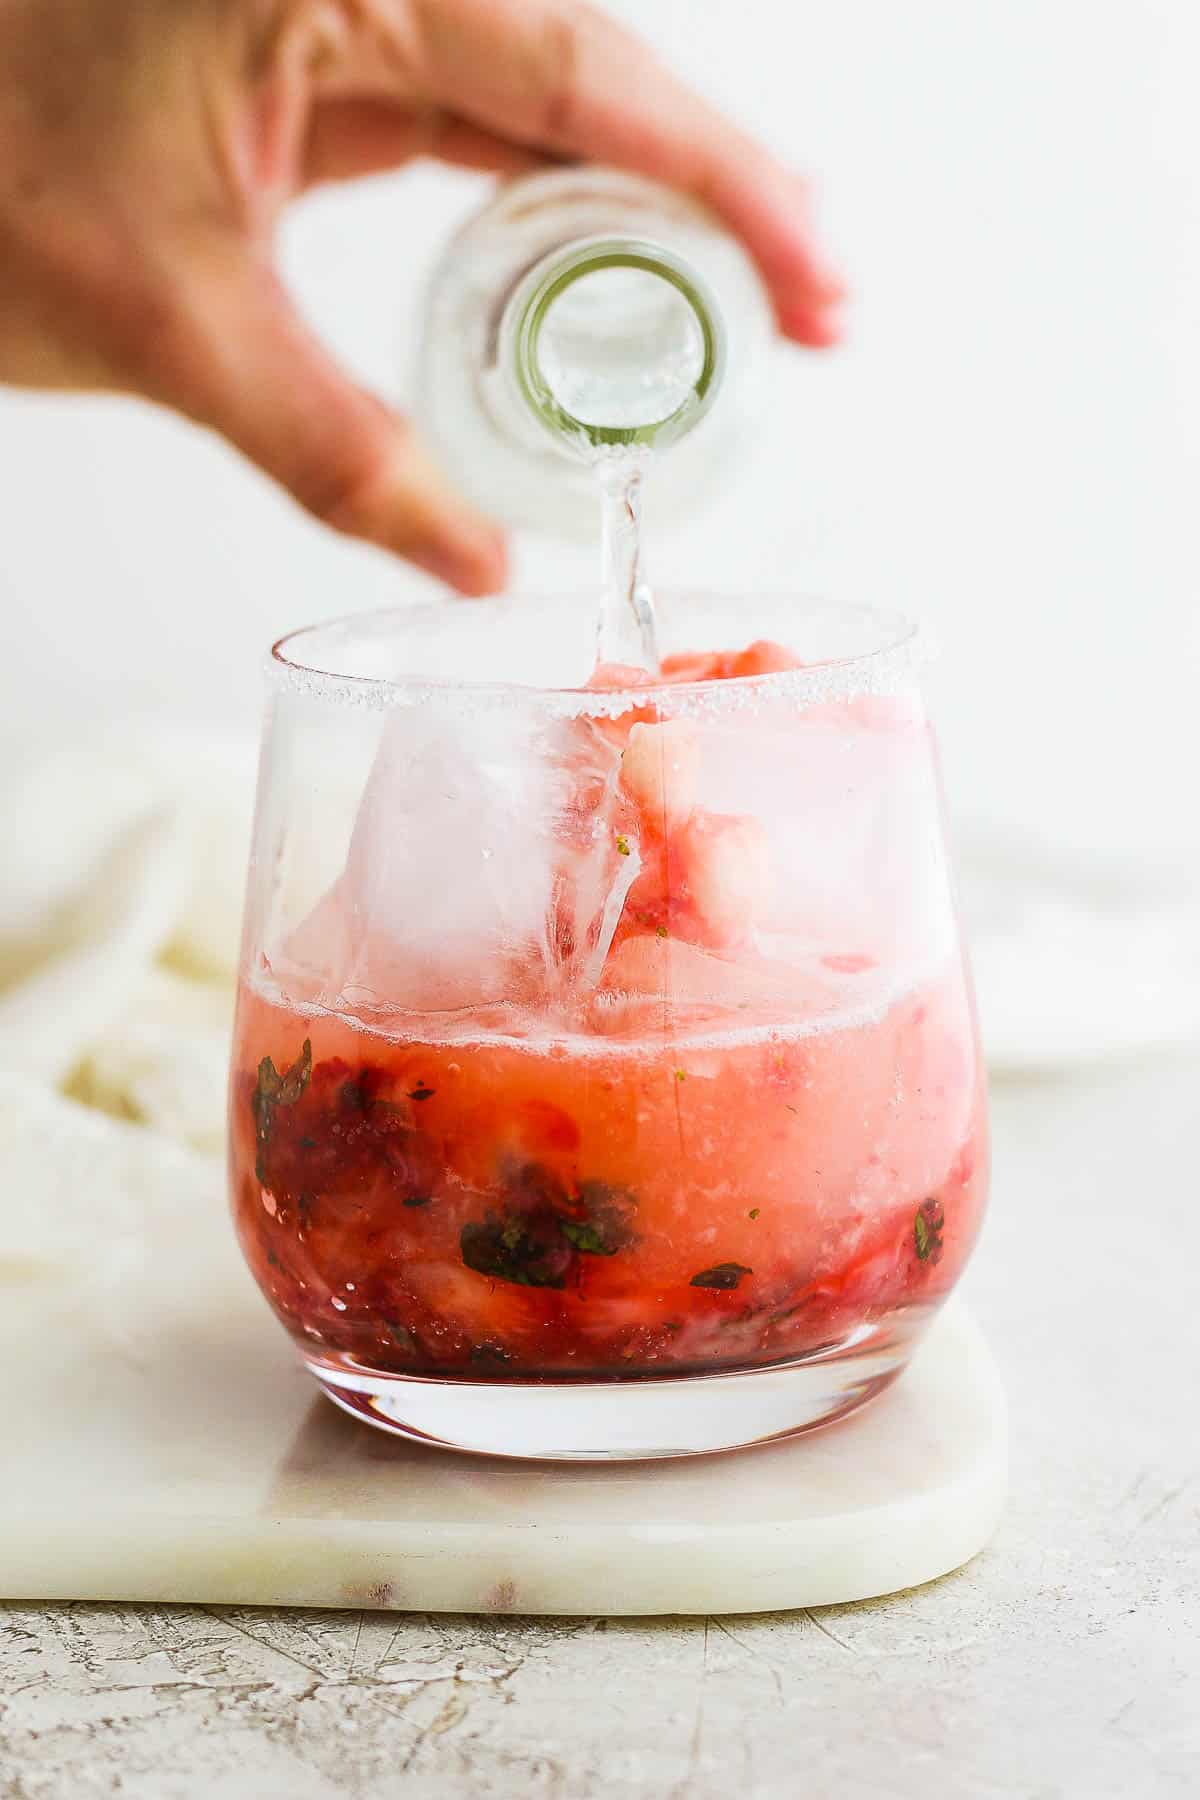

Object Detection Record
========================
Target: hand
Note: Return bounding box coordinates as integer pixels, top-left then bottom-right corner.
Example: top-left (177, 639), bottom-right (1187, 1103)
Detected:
top-left (0, 0), bottom-right (843, 592)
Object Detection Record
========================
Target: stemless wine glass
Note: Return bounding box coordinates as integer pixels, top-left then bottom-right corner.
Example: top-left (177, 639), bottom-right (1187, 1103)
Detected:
top-left (228, 593), bottom-right (989, 1460)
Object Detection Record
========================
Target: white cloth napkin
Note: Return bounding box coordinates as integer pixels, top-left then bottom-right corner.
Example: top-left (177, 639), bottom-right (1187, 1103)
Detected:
top-left (0, 727), bottom-right (252, 1155)
top-left (0, 723), bottom-right (1196, 1267)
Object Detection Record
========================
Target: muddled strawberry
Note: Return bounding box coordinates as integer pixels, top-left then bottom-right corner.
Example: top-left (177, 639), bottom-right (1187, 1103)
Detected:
top-left (658, 639), bottom-right (802, 683)
top-left (616, 808), bottom-right (773, 950)
top-left (620, 719), bottom-right (701, 827)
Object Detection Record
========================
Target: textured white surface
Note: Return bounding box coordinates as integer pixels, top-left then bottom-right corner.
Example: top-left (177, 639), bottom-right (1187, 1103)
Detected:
top-left (0, 1074), bottom-right (1005, 1614)
top-left (2, 1060), bottom-right (1197, 1796)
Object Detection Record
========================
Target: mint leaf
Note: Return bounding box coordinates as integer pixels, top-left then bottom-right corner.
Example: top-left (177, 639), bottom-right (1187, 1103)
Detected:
top-left (564, 1179), bottom-right (636, 1256)
top-left (690, 1262), bottom-right (752, 1290)
top-left (461, 1213), bottom-right (571, 1288)
top-left (277, 1039), bottom-right (312, 1105)
top-left (914, 1198), bottom-right (945, 1264)
top-left (251, 1039), bottom-right (312, 1181)
top-left (561, 1220), bottom-right (614, 1255)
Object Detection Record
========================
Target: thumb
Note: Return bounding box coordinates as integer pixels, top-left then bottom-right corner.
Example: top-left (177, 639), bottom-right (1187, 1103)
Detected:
top-left (158, 255), bottom-right (507, 595)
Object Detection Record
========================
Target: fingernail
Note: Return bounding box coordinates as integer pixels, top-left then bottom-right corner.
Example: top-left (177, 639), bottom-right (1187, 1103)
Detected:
top-left (811, 263), bottom-right (848, 306)
top-left (814, 301), bottom-right (847, 343)
top-left (778, 290), bottom-right (847, 346)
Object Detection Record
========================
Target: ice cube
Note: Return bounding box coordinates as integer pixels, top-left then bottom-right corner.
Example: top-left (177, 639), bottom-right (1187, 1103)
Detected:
top-left (332, 704), bottom-right (562, 1011)
top-left (687, 704), bottom-right (955, 978)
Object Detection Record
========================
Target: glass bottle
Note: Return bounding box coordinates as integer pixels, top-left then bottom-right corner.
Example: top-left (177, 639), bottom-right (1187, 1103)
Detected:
top-left (413, 167), bottom-right (773, 534)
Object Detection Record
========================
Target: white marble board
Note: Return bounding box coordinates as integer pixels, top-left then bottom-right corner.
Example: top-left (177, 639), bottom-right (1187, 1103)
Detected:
top-left (2, 1087), bottom-right (1006, 1616)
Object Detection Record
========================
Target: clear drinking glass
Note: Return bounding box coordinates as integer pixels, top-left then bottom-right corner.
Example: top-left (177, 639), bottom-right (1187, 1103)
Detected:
top-left (228, 593), bottom-right (989, 1460)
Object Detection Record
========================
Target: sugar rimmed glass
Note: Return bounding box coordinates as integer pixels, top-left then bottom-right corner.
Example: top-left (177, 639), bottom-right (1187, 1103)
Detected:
top-left (228, 593), bottom-right (988, 1460)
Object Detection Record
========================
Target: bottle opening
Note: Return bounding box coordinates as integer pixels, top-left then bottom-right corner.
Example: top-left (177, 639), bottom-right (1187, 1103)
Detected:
top-left (538, 263), bottom-right (706, 429)
top-left (509, 238), bottom-right (724, 452)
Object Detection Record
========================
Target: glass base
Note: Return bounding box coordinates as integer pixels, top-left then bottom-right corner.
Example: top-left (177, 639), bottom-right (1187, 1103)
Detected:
top-left (304, 1322), bottom-right (920, 1462)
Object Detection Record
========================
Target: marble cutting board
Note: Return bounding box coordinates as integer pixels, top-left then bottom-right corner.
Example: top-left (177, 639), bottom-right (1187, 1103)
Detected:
top-left (2, 1084), bottom-right (1006, 1616)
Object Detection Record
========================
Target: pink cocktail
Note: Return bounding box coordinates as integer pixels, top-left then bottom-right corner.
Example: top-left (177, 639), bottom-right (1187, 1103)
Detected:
top-left (228, 595), bottom-right (988, 1458)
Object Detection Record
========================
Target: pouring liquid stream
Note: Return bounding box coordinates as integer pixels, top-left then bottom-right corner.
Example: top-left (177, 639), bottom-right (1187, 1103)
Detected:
top-left (528, 255), bottom-right (716, 681)
top-left (596, 457), bottom-right (659, 674)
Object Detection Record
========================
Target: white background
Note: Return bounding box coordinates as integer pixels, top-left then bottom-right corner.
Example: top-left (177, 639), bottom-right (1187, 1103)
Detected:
top-left (1, 0), bottom-right (1198, 869)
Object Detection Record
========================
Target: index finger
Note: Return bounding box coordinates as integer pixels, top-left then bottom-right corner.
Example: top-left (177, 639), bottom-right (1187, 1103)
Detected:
top-left (410, 0), bottom-right (844, 345)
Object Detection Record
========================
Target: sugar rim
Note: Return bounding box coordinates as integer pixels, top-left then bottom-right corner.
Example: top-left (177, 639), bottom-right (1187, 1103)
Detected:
top-left (268, 594), bottom-right (927, 719)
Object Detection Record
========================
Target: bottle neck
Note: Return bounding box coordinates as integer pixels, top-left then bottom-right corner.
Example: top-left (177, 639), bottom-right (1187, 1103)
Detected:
top-left (498, 235), bottom-right (726, 457)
